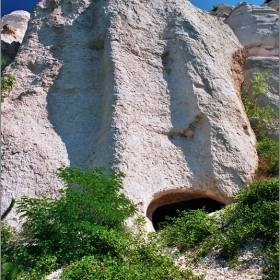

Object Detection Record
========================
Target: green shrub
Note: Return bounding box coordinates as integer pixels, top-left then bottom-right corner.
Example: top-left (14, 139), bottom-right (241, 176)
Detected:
top-left (256, 137), bottom-right (279, 178)
top-left (1, 58), bottom-right (15, 102)
top-left (242, 70), bottom-right (278, 139)
top-left (2, 167), bottom-right (137, 279)
top-left (218, 179), bottom-right (279, 259)
top-left (2, 167), bottom-right (202, 280)
top-left (211, 4), bottom-right (219, 11)
top-left (158, 209), bottom-right (217, 251)
top-left (61, 231), bottom-right (203, 280)
top-left (158, 179), bottom-right (279, 278)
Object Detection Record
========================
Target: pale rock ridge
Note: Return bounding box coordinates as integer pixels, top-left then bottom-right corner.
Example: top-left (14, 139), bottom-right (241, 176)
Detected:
top-left (226, 3), bottom-right (279, 58)
top-left (1, 10), bottom-right (30, 69)
top-left (1, 0), bottom-right (257, 230)
top-left (208, 4), bottom-right (234, 18)
top-left (211, 3), bottom-right (279, 139)
top-left (1, 10), bottom-right (30, 43)
top-left (261, 0), bottom-right (279, 11)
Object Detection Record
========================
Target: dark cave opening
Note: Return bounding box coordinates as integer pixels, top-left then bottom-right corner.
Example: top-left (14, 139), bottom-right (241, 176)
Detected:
top-left (152, 198), bottom-right (225, 231)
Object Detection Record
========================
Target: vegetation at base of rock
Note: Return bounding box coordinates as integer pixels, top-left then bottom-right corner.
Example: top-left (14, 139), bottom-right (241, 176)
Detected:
top-left (1, 74), bottom-right (279, 278)
top-left (242, 70), bottom-right (278, 140)
top-left (60, 234), bottom-right (203, 280)
top-left (256, 137), bottom-right (279, 178)
top-left (158, 209), bottom-right (217, 251)
top-left (2, 166), bottom-right (278, 279)
top-left (158, 178), bottom-right (279, 279)
top-left (1, 58), bottom-right (15, 102)
top-left (1, 167), bottom-right (201, 280)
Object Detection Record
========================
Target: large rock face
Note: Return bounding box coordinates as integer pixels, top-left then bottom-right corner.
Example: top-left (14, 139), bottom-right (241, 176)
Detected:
top-left (1, 0), bottom-right (258, 230)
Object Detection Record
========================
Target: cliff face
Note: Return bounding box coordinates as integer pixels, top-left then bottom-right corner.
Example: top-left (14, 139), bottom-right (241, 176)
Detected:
top-left (212, 2), bottom-right (279, 139)
top-left (1, 0), bottom-right (258, 230)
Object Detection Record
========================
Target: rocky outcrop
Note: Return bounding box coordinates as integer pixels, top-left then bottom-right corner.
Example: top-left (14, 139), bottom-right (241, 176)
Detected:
top-left (1, 10), bottom-right (30, 69)
top-left (1, 10), bottom-right (30, 43)
top-left (1, 0), bottom-right (258, 230)
top-left (224, 3), bottom-right (279, 139)
top-left (261, 0), bottom-right (279, 11)
top-left (208, 4), bottom-right (234, 18)
top-left (226, 3), bottom-right (279, 58)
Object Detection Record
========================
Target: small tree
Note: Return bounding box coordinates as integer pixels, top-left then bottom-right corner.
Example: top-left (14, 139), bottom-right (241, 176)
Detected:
top-left (1, 57), bottom-right (15, 102)
top-left (242, 70), bottom-right (278, 139)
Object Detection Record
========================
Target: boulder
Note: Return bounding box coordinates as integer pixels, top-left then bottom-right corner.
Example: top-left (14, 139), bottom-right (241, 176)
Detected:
top-left (1, 10), bottom-right (30, 69)
top-left (1, 10), bottom-right (30, 43)
top-left (226, 3), bottom-right (279, 58)
top-left (1, 0), bottom-right (257, 230)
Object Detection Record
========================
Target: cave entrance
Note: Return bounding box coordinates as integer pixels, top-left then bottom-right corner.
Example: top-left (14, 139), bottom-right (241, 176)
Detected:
top-left (152, 198), bottom-right (225, 231)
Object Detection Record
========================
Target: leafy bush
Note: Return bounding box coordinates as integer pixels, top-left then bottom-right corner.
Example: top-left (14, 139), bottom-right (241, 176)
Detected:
top-left (2, 167), bottom-right (137, 279)
top-left (218, 179), bottom-right (279, 259)
top-left (1, 58), bottom-right (15, 102)
top-left (1, 167), bottom-right (201, 280)
top-left (158, 209), bottom-right (217, 251)
top-left (158, 179), bottom-right (279, 278)
top-left (61, 231), bottom-right (203, 280)
top-left (256, 137), bottom-right (279, 178)
top-left (242, 70), bottom-right (278, 139)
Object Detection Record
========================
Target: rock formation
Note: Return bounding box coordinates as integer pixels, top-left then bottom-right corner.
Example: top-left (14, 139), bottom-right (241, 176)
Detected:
top-left (208, 4), bottom-right (234, 18)
top-left (261, 0), bottom-right (279, 11)
top-left (225, 3), bottom-right (279, 139)
top-left (226, 3), bottom-right (279, 58)
top-left (1, 10), bottom-right (30, 69)
top-left (1, 0), bottom-right (258, 230)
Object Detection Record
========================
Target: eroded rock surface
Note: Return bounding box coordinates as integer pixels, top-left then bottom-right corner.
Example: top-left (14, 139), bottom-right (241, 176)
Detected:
top-left (208, 4), bottom-right (234, 18)
top-left (1, 10), bottom-right (30, 69)
top-left (1, 10), bottom-right (30, 42)
top-left (1, 0), bottom-right (258, 230)
top-left (226, 3), bottom-right (279, 58)
top-left (222, 3), bottom-right (279, 139)
top-left (261, 0), bottom-right (279, 11)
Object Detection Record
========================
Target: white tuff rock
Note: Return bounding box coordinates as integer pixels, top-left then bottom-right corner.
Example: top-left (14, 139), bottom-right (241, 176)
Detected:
top-left (1, 0), bottom-right (257, 231)
top-left (226, 3), bottom-right (279, 58)
top-left (261, 0), bottom-right (279, 11)
top-left (224, 3), bottom-right (279, 139)
top-left (1, 10), bottom-right (30, 43)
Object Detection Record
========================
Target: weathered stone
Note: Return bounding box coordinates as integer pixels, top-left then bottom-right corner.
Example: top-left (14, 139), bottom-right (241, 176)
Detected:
top-left (1, 40), bottom-right (21, 70)
top-left (1, 10), bottom-right (30, 69)
top-left (226, 3), bottom-right (279, 58)
top-left (1, 10), bottom-right (30, 43)
top-left (222, 3), bottom-right (279, 140)
top-left (208, 4), bottom-right (234, 19)
top-left (1, 0), bottom-right (257, 231)
top-left (261, 0), bottom-right (279, 11)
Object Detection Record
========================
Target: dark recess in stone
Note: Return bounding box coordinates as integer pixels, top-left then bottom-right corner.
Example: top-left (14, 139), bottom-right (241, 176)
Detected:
top-left (152, 198), bottom-right (225, 231)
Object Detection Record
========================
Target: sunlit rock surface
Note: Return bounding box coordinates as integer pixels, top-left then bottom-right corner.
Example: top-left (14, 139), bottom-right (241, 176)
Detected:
top-left (1, 0), bottom-right (258, 230)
